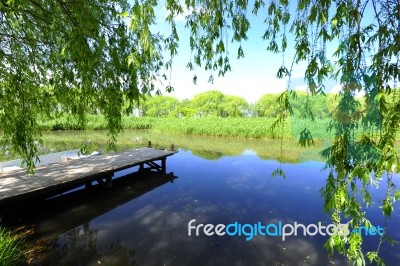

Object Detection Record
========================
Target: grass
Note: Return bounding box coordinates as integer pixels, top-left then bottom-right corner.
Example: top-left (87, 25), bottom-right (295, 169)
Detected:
top-left (0, 226), bottom-right (25, 266)
top-left (0, 129), bottom-right (329, 163)
top-left (37, 130), bottom-right (329, 163)
top-left (38, 115), bottom-right (337, 140)
top-left (5, 114), bottom-right (394, 163)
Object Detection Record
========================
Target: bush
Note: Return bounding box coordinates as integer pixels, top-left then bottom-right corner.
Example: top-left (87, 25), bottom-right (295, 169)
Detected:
top-left (0, 227), bottom-right (25, 266)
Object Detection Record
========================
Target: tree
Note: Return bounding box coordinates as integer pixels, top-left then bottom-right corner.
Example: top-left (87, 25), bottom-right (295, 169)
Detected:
top-left (0, 0), bottom-right (170, 170)
top-left (252, 2), bottom-right (399, 265)
top-left (221, 95), bottom-right (249, 117)
top-left (190, 90), bottom-right (225, 117)
top-left (177, 98), bottom-right (196, 117)
top-left (162, 1), bottom-right (399, 264)
top-left (141, 95), bottom-right (180, 117)
top-left (1, 0), bottom-right (399, 264)
top-left (254, 93), bottom-right (281, 117)
top-left (290, 91), bottom-right (330, 119)
top-left (189, 90), bottom-right (249, 117)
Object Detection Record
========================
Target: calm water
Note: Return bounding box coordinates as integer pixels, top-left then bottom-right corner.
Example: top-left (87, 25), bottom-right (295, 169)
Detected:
top-left (1, 131), bottom-right (400, 265)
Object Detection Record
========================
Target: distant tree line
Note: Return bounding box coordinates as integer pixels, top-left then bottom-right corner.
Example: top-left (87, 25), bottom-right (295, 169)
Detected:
top-left (136, 90), bottom-right (349, 119)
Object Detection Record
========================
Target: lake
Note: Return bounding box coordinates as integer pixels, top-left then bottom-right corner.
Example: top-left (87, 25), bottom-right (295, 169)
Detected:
top-left (1, 130), bottom-right (399, 265)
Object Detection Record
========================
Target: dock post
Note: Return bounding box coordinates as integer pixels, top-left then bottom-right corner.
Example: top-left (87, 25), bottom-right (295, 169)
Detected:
top-left (105, 176), bottom-right (112, 188)
top-left (161, 158), bottom-right (166, 173)
top-left (96, 174), bottom-right (113, 188)
top-left (85, 181), bottom-right (93, 189)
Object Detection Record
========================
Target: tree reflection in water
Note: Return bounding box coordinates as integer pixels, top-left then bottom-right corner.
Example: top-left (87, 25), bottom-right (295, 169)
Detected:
top-left (45, 222), bottom-right (138, 266)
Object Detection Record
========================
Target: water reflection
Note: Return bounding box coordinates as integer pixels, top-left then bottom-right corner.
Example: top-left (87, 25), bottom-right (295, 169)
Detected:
top-left (6, 151), bottom-right (362, 265)
top-left (1, 169), bottom-right (177, 233)
top-left (1, 131), bottom-right (399, 265)
top-left (45, 225), bottom-right (139, 266)
top-left (0, 130), bottom-right (329, 163)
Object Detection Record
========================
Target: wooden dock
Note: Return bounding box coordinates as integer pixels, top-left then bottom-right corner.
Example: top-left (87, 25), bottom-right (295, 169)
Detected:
top-left (1, 170), bottom-right (178, 235)
top-left (0, 147), bottom-right (177, 205)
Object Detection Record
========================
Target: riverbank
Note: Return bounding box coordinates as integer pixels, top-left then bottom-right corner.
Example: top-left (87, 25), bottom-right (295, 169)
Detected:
top-left (38, 115), bottom-right (333, 140)
top-left (0, 129), bottom-right (327, 163)
top-left (0, 226), bottom-right (25, 265)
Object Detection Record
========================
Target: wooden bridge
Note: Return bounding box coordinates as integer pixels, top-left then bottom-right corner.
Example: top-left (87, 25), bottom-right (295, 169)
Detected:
top-left (0, 147), bottom-right (177, 205)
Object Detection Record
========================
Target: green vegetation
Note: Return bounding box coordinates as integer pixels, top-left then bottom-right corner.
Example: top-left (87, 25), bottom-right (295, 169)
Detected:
top-left (0, 227), bottom-right (25, 266)
top-left (37, 115), bottom-right (338, 140)
top-left (124, 91), bottom-right (338, 119)
top-left (0, 0), bottom-right (143, 170)
top-left (0, 130), bottom-right (328, 163)
top-left (122, 117), bottom-right (280, 137)
top-left (1, 0), bottom-right (399, 264)
top-left (135, 91), bottom-right (251, 118)
top-left (141, 96), bottom-right (180, 118)
top-left (35, 89), bottom-right (363, 142)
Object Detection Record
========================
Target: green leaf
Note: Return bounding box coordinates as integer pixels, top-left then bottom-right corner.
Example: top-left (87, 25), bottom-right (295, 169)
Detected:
top-left (381, 199), bottom-right (393, 217)
top-left (271, 167), bottom-right (286, 178)
top-left (119, 11), bottom-right (129, 17)
top-left (394, 189), bottom-right (400, 201)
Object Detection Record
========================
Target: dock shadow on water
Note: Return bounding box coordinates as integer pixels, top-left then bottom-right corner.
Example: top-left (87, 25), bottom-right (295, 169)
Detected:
top-left (1, 168), bottom-right (178, 265)
top-left (1, 130), bottom-right (399, 265)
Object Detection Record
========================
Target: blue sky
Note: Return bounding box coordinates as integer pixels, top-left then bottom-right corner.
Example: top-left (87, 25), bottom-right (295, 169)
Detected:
top-left (148, 2), bottom-right (377, 103)
top-left (148, 3), bottom-right (298, 103)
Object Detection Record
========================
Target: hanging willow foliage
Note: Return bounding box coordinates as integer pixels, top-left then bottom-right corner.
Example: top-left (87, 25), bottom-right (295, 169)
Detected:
top-left (1, 0), bottom-right (399, 264)
top-left (168, 2), bottom-right (397, 263)
top-left (140, 0), bottom-right (400, 264)
top-left (0, 0), bottom-right (172, 170)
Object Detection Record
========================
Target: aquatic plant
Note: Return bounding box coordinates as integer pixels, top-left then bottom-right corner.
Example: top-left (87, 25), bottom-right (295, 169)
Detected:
top-left (0, 227), bottom-right (25, 266)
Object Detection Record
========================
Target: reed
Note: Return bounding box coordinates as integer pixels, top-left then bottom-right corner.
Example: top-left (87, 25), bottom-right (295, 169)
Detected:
top-left (0, 226), bottom-right (25, 266)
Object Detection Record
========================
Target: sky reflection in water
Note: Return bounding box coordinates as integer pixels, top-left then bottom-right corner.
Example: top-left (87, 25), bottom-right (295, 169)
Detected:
top-left (29, 148), bottom-right (400, 265)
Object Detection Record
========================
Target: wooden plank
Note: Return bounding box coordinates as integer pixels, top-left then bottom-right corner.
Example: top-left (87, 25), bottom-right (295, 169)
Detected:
top-left (0, 147), bottom-right (177, 205)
